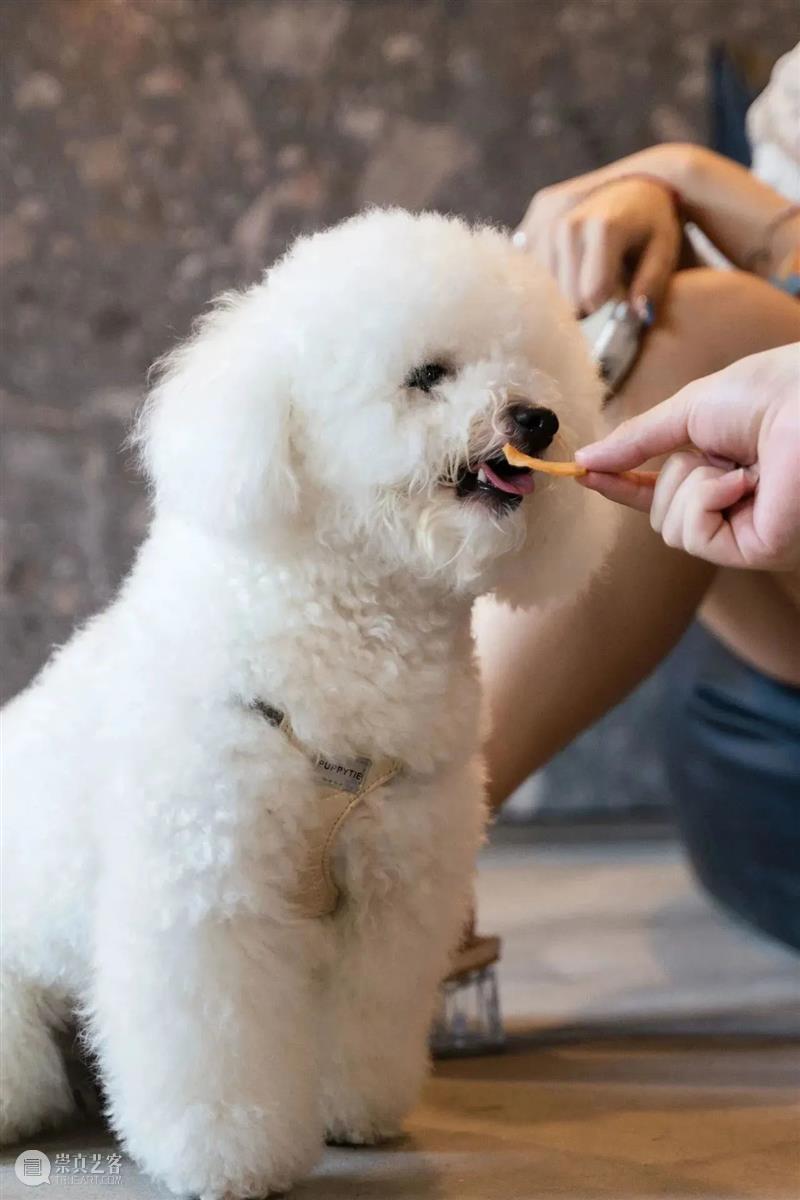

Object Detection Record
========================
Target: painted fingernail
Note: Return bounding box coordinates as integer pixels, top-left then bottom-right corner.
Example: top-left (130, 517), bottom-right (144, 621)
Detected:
top-left (511, 229), bottom-right (528, 251)
top-left (634, 294), bottom-right (656, 326)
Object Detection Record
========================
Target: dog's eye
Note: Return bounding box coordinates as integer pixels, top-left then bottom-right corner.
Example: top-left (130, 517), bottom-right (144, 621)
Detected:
top-left (404, 362), bottom-right (452, 393)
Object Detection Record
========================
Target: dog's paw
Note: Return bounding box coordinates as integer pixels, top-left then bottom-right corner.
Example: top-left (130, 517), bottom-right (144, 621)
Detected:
top-left (110, 1100), bottom-right (318, 1200)
top-left (155, 1157), bottom-right (293, 1200)
top-left (199, 1191), bottom-right (288, 1200)
top-left (0, 1039), bottom-right (76, 1146)
top-left (325, 1119), bottom-right (403, 1148)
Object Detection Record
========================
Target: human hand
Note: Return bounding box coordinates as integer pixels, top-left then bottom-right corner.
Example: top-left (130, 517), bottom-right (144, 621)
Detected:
top-left (517, 175), bottom-right (682, 316)
top-left (575, 344), bottom-right (800, 570)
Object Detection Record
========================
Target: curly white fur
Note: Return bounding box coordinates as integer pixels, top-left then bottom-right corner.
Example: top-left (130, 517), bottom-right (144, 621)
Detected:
top-left (1, 209), bottom-right (613, 1197)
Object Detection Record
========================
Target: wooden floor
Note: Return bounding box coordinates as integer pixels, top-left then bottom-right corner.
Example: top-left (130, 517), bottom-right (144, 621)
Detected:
top-left (3, 837), bottom-right (799, 1200)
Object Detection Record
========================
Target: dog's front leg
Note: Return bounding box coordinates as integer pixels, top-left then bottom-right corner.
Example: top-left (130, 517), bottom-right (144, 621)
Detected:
top-left (89, 881), bottom-right (324, 1200)
top-left (320, 795), bottom-right (479, 1146)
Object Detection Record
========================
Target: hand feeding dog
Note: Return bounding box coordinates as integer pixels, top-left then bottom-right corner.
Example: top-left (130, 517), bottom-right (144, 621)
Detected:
top-left (0, 209), bottom-right (615, 1198)
top-left (502, 442), bottom-right (660, 485)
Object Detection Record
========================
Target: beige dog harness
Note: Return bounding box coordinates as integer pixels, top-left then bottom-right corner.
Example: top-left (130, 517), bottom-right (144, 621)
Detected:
top-left (251, 700), bottom-right (403, 919)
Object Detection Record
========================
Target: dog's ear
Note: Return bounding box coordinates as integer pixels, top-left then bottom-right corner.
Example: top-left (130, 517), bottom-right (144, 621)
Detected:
top-left (134, 287), bottom-right (297, 534)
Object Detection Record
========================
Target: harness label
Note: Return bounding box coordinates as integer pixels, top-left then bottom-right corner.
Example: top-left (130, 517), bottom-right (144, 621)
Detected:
top-left (314, 753), bottom-right (373, 795)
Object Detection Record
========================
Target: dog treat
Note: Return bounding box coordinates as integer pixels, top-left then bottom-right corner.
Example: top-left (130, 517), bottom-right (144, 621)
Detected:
top-left (503, 443), bottom-right (659, 486)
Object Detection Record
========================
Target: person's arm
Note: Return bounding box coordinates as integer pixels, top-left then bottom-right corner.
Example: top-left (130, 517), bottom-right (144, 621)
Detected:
top-left (517, 144), bottom-right (800, 315)
top-left (615, 144), bottom-right (799, 277)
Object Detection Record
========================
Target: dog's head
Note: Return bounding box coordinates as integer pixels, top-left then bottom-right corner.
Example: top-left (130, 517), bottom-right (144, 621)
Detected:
top-left (139, 209), bottom-right (613, 604)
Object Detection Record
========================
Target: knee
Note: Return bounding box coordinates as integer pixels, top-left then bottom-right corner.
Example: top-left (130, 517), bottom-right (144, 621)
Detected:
top-left (660, 267), bottom-right (800, 362)
top-left (614, 267), bottom-right (800, 421)
top-left (665, 265), bottom-right (762, 314)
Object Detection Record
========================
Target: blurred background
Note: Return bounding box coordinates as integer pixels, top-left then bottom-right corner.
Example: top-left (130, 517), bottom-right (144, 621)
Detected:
top-left (1, 0), bottom-right (796, 821)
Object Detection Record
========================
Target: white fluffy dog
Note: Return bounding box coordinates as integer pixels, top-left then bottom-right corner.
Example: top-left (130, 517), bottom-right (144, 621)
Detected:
top-left (1, 209), bottom-right (612, 1197)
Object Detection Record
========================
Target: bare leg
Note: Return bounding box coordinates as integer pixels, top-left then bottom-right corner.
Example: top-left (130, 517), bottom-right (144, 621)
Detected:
top-left (476, 269), bottom-right (800, 810)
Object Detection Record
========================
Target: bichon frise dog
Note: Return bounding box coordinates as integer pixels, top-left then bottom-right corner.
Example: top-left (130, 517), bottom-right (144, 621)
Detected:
top-left (1, 209), bottom-right (612, 1197)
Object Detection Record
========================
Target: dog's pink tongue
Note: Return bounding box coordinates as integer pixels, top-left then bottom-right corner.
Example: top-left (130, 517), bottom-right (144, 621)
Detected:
top-left (481, 461), bottom-right (535, 496)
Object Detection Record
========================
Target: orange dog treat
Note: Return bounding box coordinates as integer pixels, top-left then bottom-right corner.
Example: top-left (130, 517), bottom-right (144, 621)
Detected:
top-left (503, 443), bottom-right (659, 487)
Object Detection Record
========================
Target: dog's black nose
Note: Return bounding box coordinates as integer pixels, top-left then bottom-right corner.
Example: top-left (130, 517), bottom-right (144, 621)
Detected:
top-left (509, 404), bottom-right (559, 452)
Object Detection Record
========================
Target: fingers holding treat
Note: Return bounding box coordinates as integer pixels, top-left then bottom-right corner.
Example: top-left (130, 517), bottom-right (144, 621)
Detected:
top-left (576, 470), bottom-right (657, 513)
top-left (502, 443), bottom-right (658, 487)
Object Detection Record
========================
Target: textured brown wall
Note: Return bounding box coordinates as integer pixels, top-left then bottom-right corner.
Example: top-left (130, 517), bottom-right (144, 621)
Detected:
top-left (1, 0), bottom-right (795, 704)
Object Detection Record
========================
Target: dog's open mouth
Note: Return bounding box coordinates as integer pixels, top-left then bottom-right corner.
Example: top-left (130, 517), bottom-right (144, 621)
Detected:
top-left (453, 454), bottom-right (535, 512)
